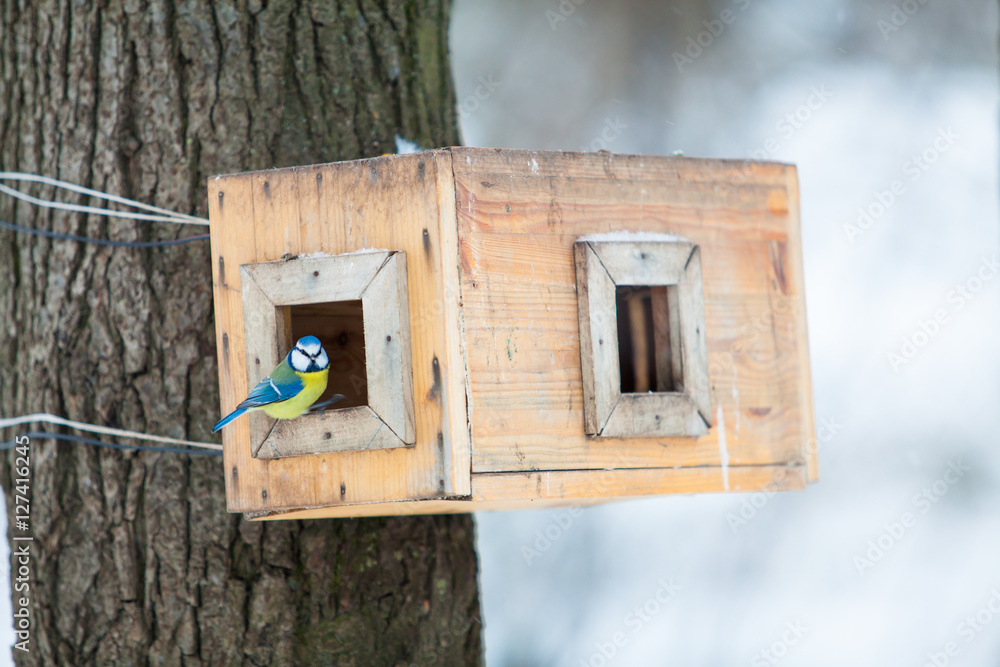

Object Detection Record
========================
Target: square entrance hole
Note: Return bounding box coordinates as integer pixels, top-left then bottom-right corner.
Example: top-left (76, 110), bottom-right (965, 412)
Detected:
top-left (288, 300), bottom-right (368, 409)
top-left (615, 285), bottom-right (681, 394)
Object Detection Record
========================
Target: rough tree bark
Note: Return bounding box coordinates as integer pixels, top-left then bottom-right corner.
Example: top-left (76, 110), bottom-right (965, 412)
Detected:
top-left (0, 1), bottom-right (482, 665)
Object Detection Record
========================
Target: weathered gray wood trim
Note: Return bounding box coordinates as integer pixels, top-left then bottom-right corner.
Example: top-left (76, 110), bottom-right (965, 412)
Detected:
top-left (240, 251), bottom-right (415, 456)
top-left (574, 239), bottom-right (712, 437)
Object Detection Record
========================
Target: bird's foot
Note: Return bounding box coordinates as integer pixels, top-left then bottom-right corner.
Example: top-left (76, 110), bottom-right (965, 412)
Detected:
top-left (308, 394), bottom-right (345, 414)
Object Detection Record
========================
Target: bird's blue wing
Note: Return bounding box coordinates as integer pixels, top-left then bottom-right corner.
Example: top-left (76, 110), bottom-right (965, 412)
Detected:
top-left (236, 374), bottom-right (303, 410)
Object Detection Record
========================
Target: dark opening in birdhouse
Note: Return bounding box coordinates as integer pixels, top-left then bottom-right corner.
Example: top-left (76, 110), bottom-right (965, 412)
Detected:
top-left (615, 285), bottom-right (681, 394)
top-left (288, 300), bottom-right (368, 409)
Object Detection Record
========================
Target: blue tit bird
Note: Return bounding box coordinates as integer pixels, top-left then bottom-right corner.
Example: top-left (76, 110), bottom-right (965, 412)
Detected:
top-left (213, 335), bottom-right (331, 432)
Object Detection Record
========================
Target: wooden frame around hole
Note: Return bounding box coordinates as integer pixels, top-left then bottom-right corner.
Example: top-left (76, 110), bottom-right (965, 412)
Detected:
top-left (239, 251), bottom-right (416, 458)
top-left (574, 240), bottom-right (712, 438)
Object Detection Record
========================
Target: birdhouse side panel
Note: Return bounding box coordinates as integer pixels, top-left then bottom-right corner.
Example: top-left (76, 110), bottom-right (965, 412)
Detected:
top-left (451, 148), bottom-right (813, 496)
top-left (209, 151), bottom-right (471, 514)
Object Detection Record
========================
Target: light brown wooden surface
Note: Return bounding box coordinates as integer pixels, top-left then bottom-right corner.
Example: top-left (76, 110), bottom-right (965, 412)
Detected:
top-left (782, 168), bottom-right (818, 483)
top-left (211, 152), bottom-right (471, 514)
top-left (361, 253), bottom-right (416, 444)
top-left (574, 242), bottom-right (619, 434)
top-left (239, 267), bottom-right (283, 455)
top-left (256, 406), bottom-right (408, 458)
top-left (253, 462), bottom-right (805, 519)
top-left (238, 250), bottom-right (414, 456)
top-left (677, 246), bottom-right (712, 423)
top-left (588, 240), bottom-right (693, 285)
top-left (212, 148), bottom-right (814, 515)
top-left (242, 252), bottom-right (391, 305)
top-left (452, 149), bottom-right (814, 493)
top-left (575, 238), bottom-right (712, 438)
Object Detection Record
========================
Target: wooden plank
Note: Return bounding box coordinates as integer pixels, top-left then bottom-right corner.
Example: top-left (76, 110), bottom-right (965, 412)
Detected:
top-left (238, 270), bottom-right (281, 456)
top-left (588, 241), bottom-right (693, 286)
top-left (678, 246), bottom-right (712, 424)
top-left (665, 285), bottom-right (684, 390)
top-left (601, 393), bottom-right (708, 438)
top-left (650, 286), bottom-right (675, 391)
top-left (473, 464), bottom-right (806, 502)
top-left (256, 406), bottom-right (404, 458)
top-left (209, 174), bottom-right (262, 509)
top-left (454, 149), bottom-right (813, 485)
top-left (361, 253), bottom-right (416, 444)
top-left (780, 169), bottom-right (818, 483)
top-left (251, 169), bottom-right (301, 259)
top-left (432, 153), bottom-right (473, 496)
top-left (574, 243), bottom-right (620, 434)
top-left (451, 151), bottom-right (794, 242)
top-left (452, 148), bottom-right (792, 187)
top-left (252, 462), bottom-right (807, 520)
top-left (241, 252), bottom-right (389, 305)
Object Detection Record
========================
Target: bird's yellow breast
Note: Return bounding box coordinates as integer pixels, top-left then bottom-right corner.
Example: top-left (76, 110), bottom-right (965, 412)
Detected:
top-left (261, 368), bottom-right (330, 420)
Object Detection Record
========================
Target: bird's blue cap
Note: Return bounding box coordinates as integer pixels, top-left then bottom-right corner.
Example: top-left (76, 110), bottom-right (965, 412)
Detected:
top-left (297, 335), bottom-right (321, 348)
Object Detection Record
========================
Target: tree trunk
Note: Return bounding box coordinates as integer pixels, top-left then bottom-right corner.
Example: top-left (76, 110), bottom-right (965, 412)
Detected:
top-left (0, 1), bottom-right (482, 665)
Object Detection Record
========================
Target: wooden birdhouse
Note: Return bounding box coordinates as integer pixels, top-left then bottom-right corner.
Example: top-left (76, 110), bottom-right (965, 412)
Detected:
top-left (208, 148), bottom-right (815, 519)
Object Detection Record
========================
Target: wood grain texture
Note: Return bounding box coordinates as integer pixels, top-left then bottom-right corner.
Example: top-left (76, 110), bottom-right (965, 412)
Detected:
top-left (453, 148), bottom-right (813, 493)
top-left (239, 268), bottom-right (283, 456)
top-left (573, 243), bottom-right (620, 434)
top-left (241, 252), bottom-right (390, 305)
top-left (576, 238), bottom-right (712, 438)
top-left (214, 147), bottom-right (813, 512)
top-left (254, 462), bottom-right (806, 519)
top-left (782, 168), bottom-right (819, 483)
top-left (213, 152), bottom-right (471, 513)
top-left (677, 246), bottom-right (712, 423)
top-left (239, 251), bottom-right (413, 457)
top-left (361, 253), bottom-right (417, 443)
top-left (601, 393), bottom-right (708, 438)
top-left (589, 241), bottom-right (693, 285)
top-left (256, 406), bottom-right (406, 459)
top-left (652, 285), bottom-right (681, 391)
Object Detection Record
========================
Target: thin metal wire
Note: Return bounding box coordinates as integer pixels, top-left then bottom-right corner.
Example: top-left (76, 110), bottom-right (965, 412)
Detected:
top-left (0, 413), bottom-right (222, 452)
top-left (0, 219), bottom-right (210, 248)
top-left (0, 432), bottom-right (223, 457)
top-left (0, 172), bottom-right (209, 225)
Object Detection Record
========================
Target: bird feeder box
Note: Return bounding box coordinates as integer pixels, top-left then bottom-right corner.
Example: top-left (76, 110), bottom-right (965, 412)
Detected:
top-left (208, 147), bottom-right (815, 519)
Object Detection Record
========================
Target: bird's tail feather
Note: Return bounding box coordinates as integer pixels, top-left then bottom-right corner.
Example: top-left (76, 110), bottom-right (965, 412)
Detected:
top-left (213, 407), bottom-right (247, 433)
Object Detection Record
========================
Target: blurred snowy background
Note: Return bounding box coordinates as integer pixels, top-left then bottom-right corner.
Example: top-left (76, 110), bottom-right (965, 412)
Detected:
top-left (451, 0), bottom-right (1000, 665)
